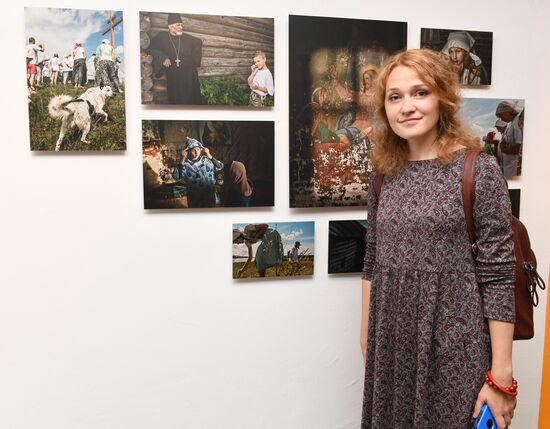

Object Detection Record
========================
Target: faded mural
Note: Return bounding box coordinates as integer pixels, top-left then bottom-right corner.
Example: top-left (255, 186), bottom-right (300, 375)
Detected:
top-left (289, 15), bottom-right (407, 207)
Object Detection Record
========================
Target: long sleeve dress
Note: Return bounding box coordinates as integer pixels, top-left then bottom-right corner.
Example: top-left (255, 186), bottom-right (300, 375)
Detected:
top-left (361, 151), bottom-right (516, 428)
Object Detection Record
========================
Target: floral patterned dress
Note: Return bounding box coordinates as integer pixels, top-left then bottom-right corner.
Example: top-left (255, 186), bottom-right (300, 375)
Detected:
top-left (361, 151), bottom-right (515, 428)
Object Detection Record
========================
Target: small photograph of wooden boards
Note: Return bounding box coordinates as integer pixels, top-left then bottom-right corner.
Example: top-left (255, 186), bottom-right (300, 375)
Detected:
top-left (328, 220), bottom-right (367, 274)
top-left (232, 222), bottom-right (315, 279)
top-left (509, 189), bottom-right (520, 219)
top-left (140, 12), bottom-right (274, 106)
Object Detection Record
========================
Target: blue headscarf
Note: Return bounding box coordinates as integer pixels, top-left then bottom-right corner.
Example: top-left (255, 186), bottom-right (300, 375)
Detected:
top-left (184, 138), bottom-right (204, 152)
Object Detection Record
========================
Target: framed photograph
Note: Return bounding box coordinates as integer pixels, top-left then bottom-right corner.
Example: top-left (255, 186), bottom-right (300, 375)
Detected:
top-left (142, 120), bottom-right (274, 209)
top-left (140, 12), bottom-right (274, 106)
top-left (460, 98), bottom-right (525, 177)
top-left (232, 221), bottom-right (315, 279)
top-left (421, 28), bottom-right (493, 86)
top-left (509, 189), bottom-right (520, 219)
top-left (289, 15), bottom-right (407, 207)
top-left (328, 220), bottom-right (367, 274)
top-left (25, 7), bottom-right (126, 151)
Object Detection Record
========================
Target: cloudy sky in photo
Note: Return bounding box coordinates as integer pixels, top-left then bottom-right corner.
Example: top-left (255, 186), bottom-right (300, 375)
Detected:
top-left (460, 98), bottom-right (524, 139)
top-left (25, 7), bottom-right (124, 69)
top-left (232, 222), bottom-right (315, 258)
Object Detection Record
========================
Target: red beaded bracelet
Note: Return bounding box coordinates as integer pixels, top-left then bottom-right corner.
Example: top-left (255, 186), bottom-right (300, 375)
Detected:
top-left (485, 370), bottom-right (518, 397)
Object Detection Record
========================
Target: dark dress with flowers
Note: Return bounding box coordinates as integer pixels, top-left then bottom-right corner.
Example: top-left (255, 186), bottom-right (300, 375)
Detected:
top-left (361, 152), bottom-right (515, 428)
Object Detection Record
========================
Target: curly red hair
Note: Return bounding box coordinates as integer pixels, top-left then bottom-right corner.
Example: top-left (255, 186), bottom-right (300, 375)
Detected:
top-left (372, 49), bottom-right (480, 175)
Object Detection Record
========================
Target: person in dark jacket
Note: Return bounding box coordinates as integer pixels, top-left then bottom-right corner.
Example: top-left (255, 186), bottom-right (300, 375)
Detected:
top-left (146, 13), bottom-right (202, 104)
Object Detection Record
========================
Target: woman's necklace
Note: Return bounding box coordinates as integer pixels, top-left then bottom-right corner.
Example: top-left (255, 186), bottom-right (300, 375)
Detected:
top-left (169, 34), bottom-right (181, 67)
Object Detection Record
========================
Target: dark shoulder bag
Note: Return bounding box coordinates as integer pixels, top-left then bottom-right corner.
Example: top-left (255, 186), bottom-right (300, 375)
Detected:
top-left (462, 150), bottom-right (546, 340)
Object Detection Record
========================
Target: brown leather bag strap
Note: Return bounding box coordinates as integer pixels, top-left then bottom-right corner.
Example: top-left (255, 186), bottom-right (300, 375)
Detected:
top-left (462, 150), bottom-right (482, 254)
top-left (374, 171), bottom-right (384, 200)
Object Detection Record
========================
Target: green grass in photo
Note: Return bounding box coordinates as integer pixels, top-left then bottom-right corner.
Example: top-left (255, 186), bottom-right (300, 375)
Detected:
top-left (233, 256), bottom-right (314, 279)
top-left (200, 75), bottom-right (274, 106)
top-left (28, 83), bottom-right (126, 151)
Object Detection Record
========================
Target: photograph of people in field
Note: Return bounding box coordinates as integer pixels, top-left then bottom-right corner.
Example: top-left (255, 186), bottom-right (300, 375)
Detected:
top-left (232, 222), bottom-right (314, 279)
top-left (25, 7), bottom-right (126, 151)
top-left (460, 98), bottom-right (525, 177)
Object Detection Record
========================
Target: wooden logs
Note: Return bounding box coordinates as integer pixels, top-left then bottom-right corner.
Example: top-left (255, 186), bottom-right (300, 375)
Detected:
top-left (148, 13), bottom-right (273, 45)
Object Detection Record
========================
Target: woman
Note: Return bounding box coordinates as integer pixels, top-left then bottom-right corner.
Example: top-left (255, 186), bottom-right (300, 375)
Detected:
top-left (72, 41), bottom-right (87, 88)
top-left (221, 161), bottom-right (253, 207)
top-left (496, 100), bottom-right (523, 177)
top-left (50, 54), bottom-right (60, 86)
top-left (96, 39), bottom-right (121, 92)
top-left (441, 31), bottom-right (488, 85)
top-left (360, 49), bottom-right (516, 428)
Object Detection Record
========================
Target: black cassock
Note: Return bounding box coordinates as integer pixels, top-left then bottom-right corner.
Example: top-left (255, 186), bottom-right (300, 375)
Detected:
top-left (147, 31), bottom-right (202, 104)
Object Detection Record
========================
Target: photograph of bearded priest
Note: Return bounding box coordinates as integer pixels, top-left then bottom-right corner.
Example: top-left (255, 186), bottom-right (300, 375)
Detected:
top-left (145, 13), bottom-right (202, 104)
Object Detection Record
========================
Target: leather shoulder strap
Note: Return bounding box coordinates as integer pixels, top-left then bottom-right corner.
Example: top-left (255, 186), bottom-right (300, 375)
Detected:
top-left (374, 171), bottom-right (384, 200)
top-left (462, 150), bottom-right (482, 251)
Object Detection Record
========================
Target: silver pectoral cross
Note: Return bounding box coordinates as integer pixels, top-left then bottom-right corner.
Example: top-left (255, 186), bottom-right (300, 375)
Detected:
top-left (175, 58), bottom-right (181, 67)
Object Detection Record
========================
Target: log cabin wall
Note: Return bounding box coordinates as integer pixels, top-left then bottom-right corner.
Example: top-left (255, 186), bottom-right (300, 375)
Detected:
top-left (140, 12), bottom-right (274, 104)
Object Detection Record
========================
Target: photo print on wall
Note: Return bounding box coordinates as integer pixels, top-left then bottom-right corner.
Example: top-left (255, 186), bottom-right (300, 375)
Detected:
top-left (142, 120), bottom-right (274, 209)
top-left (509, 189), bottom-right (520, 219)
top-left (25, 7), bottom-right (126, 151)
top-left (421, 28), bottom-right (493, 86)
top-left (460, 98), bottom-right (525, 177)
top-left (328, 220), bottom-right (367, 274)
top-left (289, 15), bottom-right (407, 208)
top-left (140, 12), bottom-right (274, 106)
top-left (232, 222), bottom-right (315, 279)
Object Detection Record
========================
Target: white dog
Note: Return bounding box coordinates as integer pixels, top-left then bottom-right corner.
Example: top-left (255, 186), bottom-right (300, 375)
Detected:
top-left (48, 86), bottom-right (114, 150)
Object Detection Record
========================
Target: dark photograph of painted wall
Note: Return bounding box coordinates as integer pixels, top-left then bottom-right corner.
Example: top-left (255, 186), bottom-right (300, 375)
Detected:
top-left (142, 120), bottom-right (274, 209)
top-left (328, 220), bottom-right (367, 274)
top-left (140, 12), bottom-right (274, 106)
top-left (421, 28), bottom-right (492, 86)
top-left (289, 15), bottom-right (406, 208)
top-left (460, 98), bottom-right (525, 177)
top-left (509, 189), bottom-right (520, 219)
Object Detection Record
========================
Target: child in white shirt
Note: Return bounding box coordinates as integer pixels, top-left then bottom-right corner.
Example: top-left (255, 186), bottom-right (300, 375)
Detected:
top-left (247, 50), bottom-right (274, 107)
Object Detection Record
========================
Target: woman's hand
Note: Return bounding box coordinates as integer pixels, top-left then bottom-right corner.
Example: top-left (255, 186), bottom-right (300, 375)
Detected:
top-left (473, 383), bottom-right (516, 429)
top-left (360, 279), bottom-right (371, 366)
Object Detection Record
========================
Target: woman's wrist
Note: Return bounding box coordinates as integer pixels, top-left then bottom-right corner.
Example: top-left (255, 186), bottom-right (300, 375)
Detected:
top-left (490, 365), bottom-right (513, 385)
top-left (485, 370), bottom-right (518, 397)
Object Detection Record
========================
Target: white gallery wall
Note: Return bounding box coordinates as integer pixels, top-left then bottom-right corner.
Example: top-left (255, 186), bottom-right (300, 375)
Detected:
top-left (2, 0), bottom-right (549, 428)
